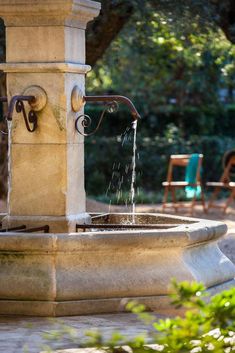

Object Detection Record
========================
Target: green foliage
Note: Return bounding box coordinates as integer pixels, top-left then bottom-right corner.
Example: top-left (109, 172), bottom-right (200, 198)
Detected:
top-left (150, 282), bottom-right (235, 353)
top-left (1, 3), bottom-right (234, 203)
top-left (84, 2), bottom-right (235, 203)
top-left (85, 127), bottom-right (234, 203)
top-left (42, 281), bottom-right (235, 353)
top-left (87, 3), bottom-right (235, 137)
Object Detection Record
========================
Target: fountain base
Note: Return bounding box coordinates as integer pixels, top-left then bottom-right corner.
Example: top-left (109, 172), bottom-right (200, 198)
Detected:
top-left (0, 213), bottom-right (234, 316)
top-left (0, 279), bottom-right (234, 317)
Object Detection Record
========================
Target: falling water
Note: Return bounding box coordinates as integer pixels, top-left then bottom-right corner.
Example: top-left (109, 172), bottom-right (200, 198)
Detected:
top-left (7, 120), bottom-right (12, 219)
top-left (104, 122), bottom-right (138, 220)
top-left (130, 120), bottom-right (138, 223)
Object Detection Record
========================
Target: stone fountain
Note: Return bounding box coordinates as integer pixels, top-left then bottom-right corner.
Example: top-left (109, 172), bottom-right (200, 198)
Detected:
top-left (0, 0), bottom-right (234, 317)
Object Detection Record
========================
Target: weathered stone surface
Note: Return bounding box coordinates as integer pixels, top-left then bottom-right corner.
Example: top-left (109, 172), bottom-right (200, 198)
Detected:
top-left (0, 0), bottom-right (101, 28)
top-left (7, 26), bottom-right (86, 63)
top-left (4, 72), bottom-right (85, 144)
top-left (9, 144), bottom-right (67, 216)
top-left (2, 142), bottom-right (86, 218)
top-left (0, 214), bottom-right (234, 316)
top-left (0, 0), bottom-right (234, 321)
top-left (0, 0), bottom-right (100, 231)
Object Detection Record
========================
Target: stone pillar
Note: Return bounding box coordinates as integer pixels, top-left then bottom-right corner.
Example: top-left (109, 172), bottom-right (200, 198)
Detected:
top-left (0, 0), bottom-right (101, 232)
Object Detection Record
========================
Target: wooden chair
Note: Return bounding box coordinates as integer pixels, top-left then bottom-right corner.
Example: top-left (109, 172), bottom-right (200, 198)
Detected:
top-left (162, 154), bottom-right (206, 215)
top-left (207, 150), bottom-right (235, 213)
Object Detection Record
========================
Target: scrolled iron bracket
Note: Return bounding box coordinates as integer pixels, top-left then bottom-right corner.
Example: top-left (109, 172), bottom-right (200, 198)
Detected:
top-left (71, 86), bottom-right (140, 137)
top-left (5, 95), bottom-right (38, 133)
top-left (0, 86), bottom-right (47, 134)
top-left (15, 98), bottom-right (38, 132)
top-left (75, 101), bottom-right (119, 136)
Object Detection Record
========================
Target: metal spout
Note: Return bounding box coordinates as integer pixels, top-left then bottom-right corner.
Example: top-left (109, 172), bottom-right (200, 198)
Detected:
top-left (83, 95), bottom-right (141, 121)
top-left (73, 91), bottom-right (140, 136)
top-left (0, 95), bottom-right (38, 134)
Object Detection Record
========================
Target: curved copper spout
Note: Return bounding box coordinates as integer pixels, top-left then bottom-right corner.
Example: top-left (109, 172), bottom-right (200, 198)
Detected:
top-left (6, 95), bottom-right (35, 121)
top-left (0, 95), bottom-right (38, 133)
top-left (83, 95), bottom-right (141, 121)
top-left (74, 94), bottom-right (140, 136)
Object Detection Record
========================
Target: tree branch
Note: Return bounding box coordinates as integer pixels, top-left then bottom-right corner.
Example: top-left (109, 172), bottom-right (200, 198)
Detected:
top-left (86, 0), bottom-right (134, 66)
top-left (212, 0), bottom-right (235, 43)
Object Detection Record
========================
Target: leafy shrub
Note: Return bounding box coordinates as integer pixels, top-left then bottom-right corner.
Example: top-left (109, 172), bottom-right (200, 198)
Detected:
top-left (87, 2), bottom-right (235, 142)
top-left (42, 281), bottom-right (235, 353)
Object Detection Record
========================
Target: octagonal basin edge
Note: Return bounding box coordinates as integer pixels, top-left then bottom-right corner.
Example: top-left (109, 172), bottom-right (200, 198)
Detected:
top-left (0, 212), bottom-right (234, 316)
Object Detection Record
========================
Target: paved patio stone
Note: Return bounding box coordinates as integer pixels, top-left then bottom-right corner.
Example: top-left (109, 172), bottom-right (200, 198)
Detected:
top-left (0, 313), bottom-right (161, 353)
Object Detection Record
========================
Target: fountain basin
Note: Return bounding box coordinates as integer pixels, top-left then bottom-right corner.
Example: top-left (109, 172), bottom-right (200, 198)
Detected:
top-left (0, 212), bottom-right (234, 316)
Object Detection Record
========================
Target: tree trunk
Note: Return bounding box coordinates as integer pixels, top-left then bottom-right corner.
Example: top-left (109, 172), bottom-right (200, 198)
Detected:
top-left (86, 0), bottom-right (133, 66)
top-left (212, 0), bottom-right (235, 44)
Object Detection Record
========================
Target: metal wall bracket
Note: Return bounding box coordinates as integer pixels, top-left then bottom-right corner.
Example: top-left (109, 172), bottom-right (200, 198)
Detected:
top-left (0, 85), bottom-right (47, 134)
top-left (7, 95), bottom-right (38, 132)
top-left (71, 85), bottom-right (140, 137)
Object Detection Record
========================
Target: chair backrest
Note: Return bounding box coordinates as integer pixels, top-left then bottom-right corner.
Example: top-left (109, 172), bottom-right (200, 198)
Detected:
top-left (166, 154), bottom-right (203, 183)
top-left (220, 155), bottom-right (235, 183)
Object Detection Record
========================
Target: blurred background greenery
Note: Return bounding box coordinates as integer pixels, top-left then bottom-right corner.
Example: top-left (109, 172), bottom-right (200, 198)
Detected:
top-left (0, 1), bottom-right (235, 205)
top-left (84, 1), bottom-right (235, 204)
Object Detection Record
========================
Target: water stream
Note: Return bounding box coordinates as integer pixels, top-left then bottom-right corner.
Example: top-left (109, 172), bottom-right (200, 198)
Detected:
top-left (104, 120), bottom-right (138, 223)
top-left (130, 120), bottom-right (138, 223)
top-left (7, 120), bottom-right (12, 220)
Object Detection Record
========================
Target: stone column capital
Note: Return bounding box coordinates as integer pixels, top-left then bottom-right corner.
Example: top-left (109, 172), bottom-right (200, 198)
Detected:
top-left (0, 0), bottom-right (101, 28)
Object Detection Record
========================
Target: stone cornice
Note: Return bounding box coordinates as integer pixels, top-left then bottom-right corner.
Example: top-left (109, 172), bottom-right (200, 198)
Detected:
top-left (0, 62), bottom-right (91, 73)
top-left (0, 0), bottom-right (101, 28)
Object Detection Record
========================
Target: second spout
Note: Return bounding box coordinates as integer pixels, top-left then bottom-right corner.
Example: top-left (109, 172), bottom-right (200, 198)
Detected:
top-left (72, 86), bottom-right (140, 136)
